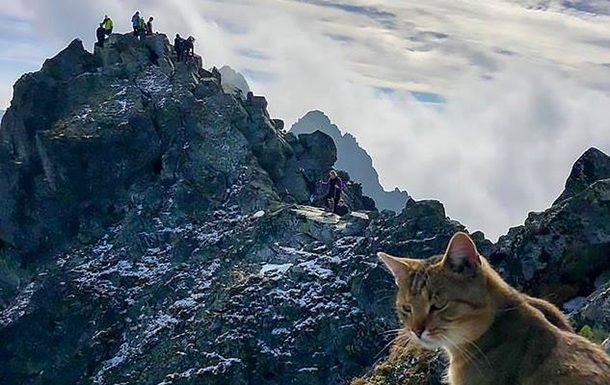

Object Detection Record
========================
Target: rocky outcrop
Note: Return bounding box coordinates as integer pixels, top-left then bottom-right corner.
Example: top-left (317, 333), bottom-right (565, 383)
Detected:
top-left (218, 65), bottom-right (251, 99)
top-left (554, 147), bottom-right (610, 204)
top-left (573, 282), bottom-right (610, 331)
top-left (290, 111), bottom-right (409, 212)
top-left (491, 150), bottom-right (610, 303)
top-left (0, 34), bottom-right (333, 259)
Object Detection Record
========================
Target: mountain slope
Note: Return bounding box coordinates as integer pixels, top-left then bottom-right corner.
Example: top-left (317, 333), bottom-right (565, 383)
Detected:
top-left (291, 111), bottom-right (409, 212)
top-left (0, 33), bottom-right (475, 385)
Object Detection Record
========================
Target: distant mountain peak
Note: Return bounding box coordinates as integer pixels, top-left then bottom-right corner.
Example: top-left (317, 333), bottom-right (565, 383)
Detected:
top-left (291, 110), bottom-right (409, 212)
top-left (554, 147), bottom-right (610, 205)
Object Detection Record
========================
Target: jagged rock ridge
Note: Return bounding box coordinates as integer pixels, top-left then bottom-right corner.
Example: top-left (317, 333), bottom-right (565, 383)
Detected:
top-left (0, 35), bottom-right (341, 258)
top-left (0, 33), bottom-right (473, 385)
top-left (492, 147), bottom-right (610, 302)
top-left (291, 110), bottom-right (409, 212)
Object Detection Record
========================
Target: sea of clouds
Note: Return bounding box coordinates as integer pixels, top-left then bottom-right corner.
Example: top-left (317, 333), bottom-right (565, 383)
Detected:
top-left (2, 0), bottom-right (610, 240)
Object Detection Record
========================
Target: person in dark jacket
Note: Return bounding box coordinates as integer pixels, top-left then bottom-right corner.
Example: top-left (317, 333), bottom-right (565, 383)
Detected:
top-left (146, 16), bottom-right (154, 35)
top-left (183, 36), bottom-right (195, 61)
top-left (131, 11), bottom-right (140, 36)
top-left (174, 34), bottom-right (184, 62)
top-left (321, 170), bottom-right (345, 213)
top-left (95, 23), bottom-right (106, 48)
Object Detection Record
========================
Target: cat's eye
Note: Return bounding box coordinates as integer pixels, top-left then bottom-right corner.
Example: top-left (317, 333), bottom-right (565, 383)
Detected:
top-left (401, 304), bottom-right (412, 314)
top-left (430, 301), bottom-right (448, 312)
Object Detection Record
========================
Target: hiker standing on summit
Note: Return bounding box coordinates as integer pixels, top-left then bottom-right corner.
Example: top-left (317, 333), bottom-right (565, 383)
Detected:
top-left (174, 34), bottom-right (184, 61)
top-left (183, 36), bottom-right (195, 62)
top-left (95, 23), bottom-right (106, 48)
top-left (146, 17), bottom-right (154, 35)
top-left (322, 170), bottom-right (345, 214)
top-left (102, 15), bottom-right (113, 36)
top-left (131, 11), bottom-right (140, 36)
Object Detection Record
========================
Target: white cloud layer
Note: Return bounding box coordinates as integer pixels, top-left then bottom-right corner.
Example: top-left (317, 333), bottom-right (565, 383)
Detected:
top-left (1, 0), bottom-right (610, 240)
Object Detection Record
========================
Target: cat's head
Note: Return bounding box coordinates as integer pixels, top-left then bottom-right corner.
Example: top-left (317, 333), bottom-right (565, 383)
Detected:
top-left (379, 232), bottom-right (494, 350)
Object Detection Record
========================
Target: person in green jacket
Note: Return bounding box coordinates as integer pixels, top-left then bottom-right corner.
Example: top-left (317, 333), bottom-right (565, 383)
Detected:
top-left (138, 17), bottom-right (146, 40)
top-left (102, 15), bottom-right (113, 36)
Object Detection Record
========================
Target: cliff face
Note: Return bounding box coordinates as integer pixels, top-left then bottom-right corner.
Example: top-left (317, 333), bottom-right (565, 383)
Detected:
top-left (291, 111), bottom-right (410, 212)
top-left (0, 33), bottom-right (608, 385)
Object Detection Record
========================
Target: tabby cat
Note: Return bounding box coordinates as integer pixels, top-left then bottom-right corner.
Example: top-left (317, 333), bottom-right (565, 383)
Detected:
top-left (379, 232), bottom-right (610, 385)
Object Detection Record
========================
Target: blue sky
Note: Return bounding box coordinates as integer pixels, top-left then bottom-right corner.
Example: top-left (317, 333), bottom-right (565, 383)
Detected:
top-left (2, 0), bottom-right (610, 240)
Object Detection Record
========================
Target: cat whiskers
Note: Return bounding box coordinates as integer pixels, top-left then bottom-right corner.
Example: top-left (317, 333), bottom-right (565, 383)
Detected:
top-left (375, 329), bottom-right (411, 359)
top-left (439, 335), bottom-right (486, 375)
top-left (374, 293), bottom-right (398, 306)
top-left (462, 339), bottom-right (491, 368)
top-left (442, 327), bottom-right (492, 369)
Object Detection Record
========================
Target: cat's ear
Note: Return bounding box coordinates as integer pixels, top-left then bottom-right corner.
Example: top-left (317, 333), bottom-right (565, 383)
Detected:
top-left (442, 232), bottom-right (481, 275)
top-left (378, 252), bottom-right (416, 285)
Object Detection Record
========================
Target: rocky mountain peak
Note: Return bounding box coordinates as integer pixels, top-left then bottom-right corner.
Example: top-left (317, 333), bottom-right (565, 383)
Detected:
top-left (218, 65), bottom-right (251, 98)
top-left (0, 32), bottom-right (481, 385)
top-left (554, 146), bottom-right (610, 205)
top-left (0, 33), bottom-right (342, 257)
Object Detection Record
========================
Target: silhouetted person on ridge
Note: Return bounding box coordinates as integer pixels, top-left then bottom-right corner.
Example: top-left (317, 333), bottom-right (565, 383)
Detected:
top-left (146, 16), bottom-right (154, 35)
top-left (174, 34), bottom-right (184, 61)
top-left (183, 36), bottom-right (195, 62)
top-left (131, 11), bottom-right (140, 36)
top-left (95, 23), bottom-right (106, 48)
top-left (102, 15), bottom-right (113, 36)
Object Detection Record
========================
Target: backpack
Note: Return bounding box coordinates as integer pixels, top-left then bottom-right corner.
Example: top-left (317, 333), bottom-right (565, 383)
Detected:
top-left (335, 203), bottom-right (349, 216)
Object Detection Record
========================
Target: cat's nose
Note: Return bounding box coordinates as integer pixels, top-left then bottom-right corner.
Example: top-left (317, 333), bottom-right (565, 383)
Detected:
top-left (411, 327), bottom-right (425, 338)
